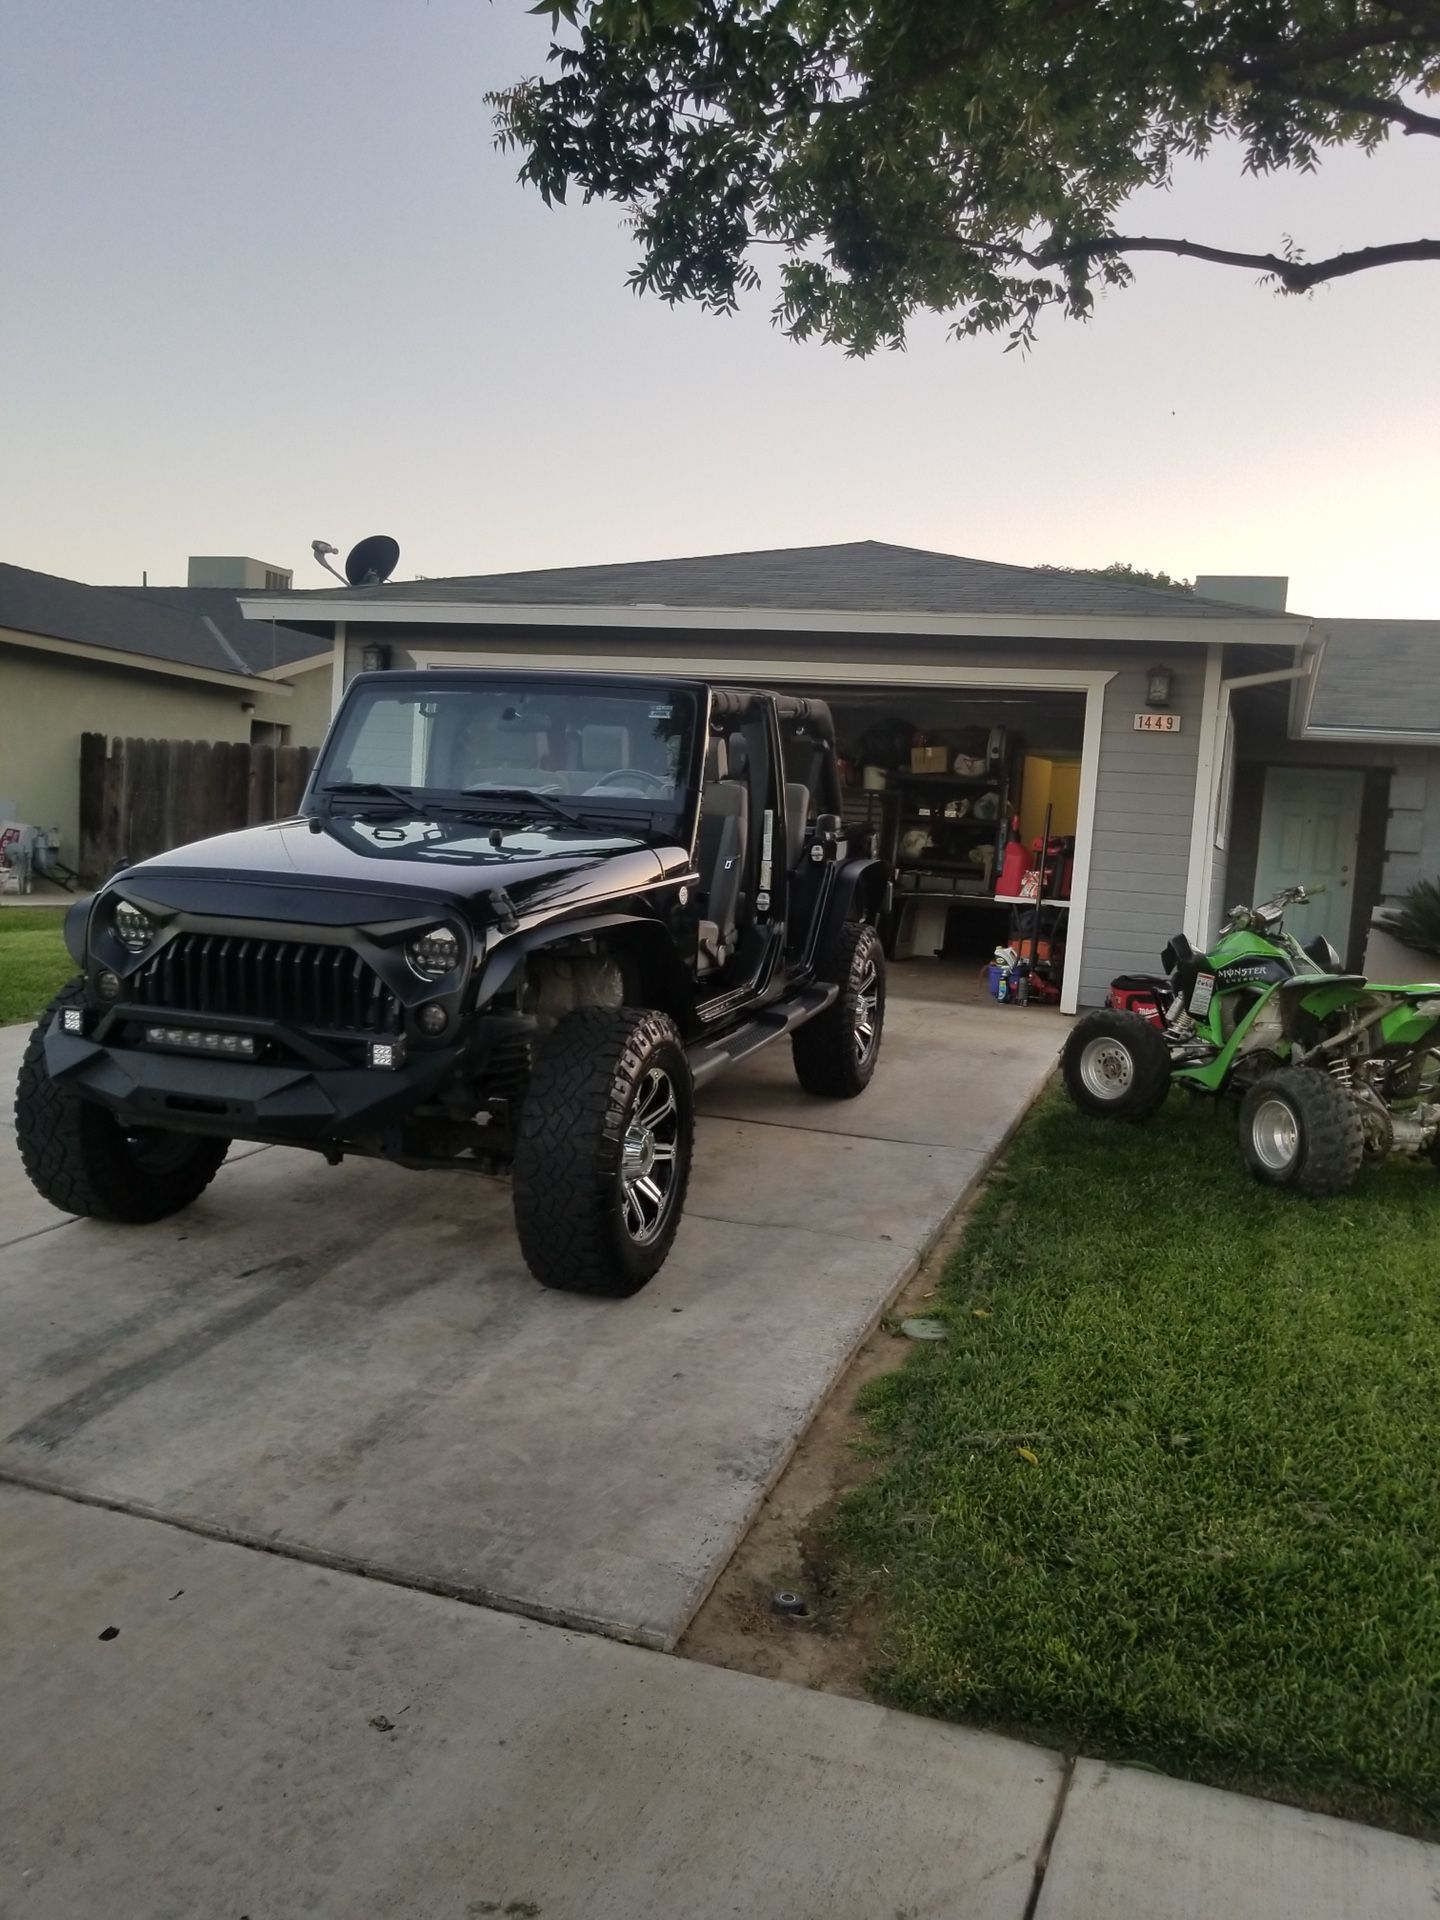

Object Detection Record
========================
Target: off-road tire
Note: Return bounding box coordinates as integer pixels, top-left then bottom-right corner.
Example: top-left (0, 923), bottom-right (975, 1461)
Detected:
top-left (1061, 1009), bottom-right (1171, 1121)
top-left (15, 982), bottom-right (231, 1222)
top-left (513, 1005), bottom-right (694, 1297)
top-left (792, 921), bottom-right (885, 1099)
top-left (1238, 1067), bottom-right (1364, 1197)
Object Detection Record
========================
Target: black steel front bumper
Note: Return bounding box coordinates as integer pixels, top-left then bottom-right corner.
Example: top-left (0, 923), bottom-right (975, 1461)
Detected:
top-left (42, 1025), bottom-right (460, 1143)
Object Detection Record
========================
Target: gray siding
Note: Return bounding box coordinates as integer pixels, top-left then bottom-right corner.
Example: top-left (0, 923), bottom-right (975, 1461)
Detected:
top-left (340, 625), bottom-right (1213, 1008)
top-left (1080, 662), bottom-right (1202, 1004)
top-left (1381, 752), bottom-right (1440, 903)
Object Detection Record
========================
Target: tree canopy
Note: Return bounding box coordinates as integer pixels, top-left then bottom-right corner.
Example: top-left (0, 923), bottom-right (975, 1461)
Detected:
top-left (491, 0), bottom-right (1440, 351)
top-left (1039, 562), bottom-right (1194, 590)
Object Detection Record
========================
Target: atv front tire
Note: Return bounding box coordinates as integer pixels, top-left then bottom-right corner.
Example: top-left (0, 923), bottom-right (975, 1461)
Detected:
top-left (1061, 1009), bottom-right (1171, 1121)
top-left (513, 1005), bottom-right (694, 1297)
top-left (15, 983), bottom-right (231, 1222)
top-left (1238, 1068), bottom-right (1364, 1197)
top-left (793, 921), bottom-right (885, 1099)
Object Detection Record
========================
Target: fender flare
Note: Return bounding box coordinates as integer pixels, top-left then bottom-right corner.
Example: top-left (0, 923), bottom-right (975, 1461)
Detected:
top-left (815, 856), bottom-right (891, 954)
top-left (63, 894), bottom-right (94, 968)
top-left (474, 911), bottom-right (696, 1021)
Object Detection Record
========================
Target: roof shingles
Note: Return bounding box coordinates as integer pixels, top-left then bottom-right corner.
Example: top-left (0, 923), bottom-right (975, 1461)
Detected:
top-left (0, 563), bottom-right (320, 678)
top-left (266, 539), bottom-right (1276, 620)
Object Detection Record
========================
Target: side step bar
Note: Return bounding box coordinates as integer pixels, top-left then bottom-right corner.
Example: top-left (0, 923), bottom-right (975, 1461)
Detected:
top-left (687, 984), bottom-right (838, 1089)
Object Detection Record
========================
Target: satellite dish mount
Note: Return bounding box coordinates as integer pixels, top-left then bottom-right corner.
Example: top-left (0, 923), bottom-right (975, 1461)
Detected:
top-left (310, 534), bottom-right (401, 586)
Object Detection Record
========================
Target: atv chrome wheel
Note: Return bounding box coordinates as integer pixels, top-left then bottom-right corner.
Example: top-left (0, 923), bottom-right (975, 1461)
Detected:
top-left (1078, 1036), bottom-right (1135, 1102)
top-left (620, 1066), bottom-right (682, 1246)
top-left (1061, 1010), bottom-right (1171, 1122)
top-left (1249, 1097), bottom-right (1300, 1173)
top-left (1238, 1069), bottom-right (1363, 1198)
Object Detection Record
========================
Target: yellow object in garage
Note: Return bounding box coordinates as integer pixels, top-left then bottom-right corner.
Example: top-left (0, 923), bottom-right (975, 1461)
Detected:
top-left (1019, 755), bottom-right (1081, 844)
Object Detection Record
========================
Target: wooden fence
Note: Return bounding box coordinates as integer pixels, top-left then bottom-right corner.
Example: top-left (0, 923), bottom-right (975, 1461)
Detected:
top-left (78, 735), bottom-right (318, 881)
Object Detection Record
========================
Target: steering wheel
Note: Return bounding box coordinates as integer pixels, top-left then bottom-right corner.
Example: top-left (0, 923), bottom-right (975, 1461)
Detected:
top-left (585, 768), bottom-right (670, 794)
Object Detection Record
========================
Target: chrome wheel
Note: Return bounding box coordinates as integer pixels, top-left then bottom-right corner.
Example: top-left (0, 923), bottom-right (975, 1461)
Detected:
top-left (1078, 1036), bottom-right (1135, 1102)
top-left (620, 1066), bottom-right (682, 1245)
top-left (1250, 1096), bottom-right (1300, 1171)
top-left (854, 954), bottom-right (880, 1066)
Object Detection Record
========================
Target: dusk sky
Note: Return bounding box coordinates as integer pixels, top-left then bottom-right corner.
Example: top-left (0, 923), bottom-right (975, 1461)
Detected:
top-left (3, 0), bottom-right (1436, 616)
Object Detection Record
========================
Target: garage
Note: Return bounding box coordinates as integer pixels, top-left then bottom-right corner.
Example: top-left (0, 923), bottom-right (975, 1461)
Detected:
top-left (806, 682), bottom-right (1086, 1004)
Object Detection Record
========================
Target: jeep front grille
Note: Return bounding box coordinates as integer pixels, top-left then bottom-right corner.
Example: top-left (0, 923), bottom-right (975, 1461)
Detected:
top-left (129, 933), bottom-right (401, 1034)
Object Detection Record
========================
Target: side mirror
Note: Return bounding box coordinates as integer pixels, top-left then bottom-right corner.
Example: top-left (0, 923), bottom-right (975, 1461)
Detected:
top-left (809, 813), bottom-right (846, 863)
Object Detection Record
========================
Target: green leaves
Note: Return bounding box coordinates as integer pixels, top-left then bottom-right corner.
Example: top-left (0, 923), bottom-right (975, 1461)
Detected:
top-left (1379, 877), bottom-right (1440, 961)
top-left (488, 0), bottom-right (1440, 350)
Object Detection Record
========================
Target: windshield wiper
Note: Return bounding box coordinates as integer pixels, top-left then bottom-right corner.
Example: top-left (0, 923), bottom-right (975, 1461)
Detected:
top-left (319, 780), bottom-right (419, 814)
top-left (460, 784), bottom-right (584, 827)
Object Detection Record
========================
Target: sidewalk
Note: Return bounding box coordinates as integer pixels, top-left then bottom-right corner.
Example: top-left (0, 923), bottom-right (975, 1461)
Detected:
top-left (3, 1482), bottom-right (1436, 1920)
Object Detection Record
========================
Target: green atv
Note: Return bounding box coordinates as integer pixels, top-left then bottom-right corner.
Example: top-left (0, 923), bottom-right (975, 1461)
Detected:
top-left (1061, 885), bottom-right (1440, 1196)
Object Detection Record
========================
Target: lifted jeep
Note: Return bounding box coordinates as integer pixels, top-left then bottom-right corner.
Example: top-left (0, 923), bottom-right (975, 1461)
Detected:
top-left (18, 670), bottom-right (890, 1295)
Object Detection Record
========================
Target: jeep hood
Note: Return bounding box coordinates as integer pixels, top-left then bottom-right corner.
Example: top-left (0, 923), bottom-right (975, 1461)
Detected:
top-left (118, 815), bottom-right (689, 920)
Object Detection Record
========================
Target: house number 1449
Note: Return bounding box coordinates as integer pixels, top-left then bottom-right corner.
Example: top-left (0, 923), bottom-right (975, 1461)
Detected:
top-left (1133, 712), bottom-right (1182, 732)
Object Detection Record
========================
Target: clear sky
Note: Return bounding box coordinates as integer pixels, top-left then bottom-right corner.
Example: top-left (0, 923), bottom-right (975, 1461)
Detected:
top-left (2, 0), bottom-right (1436, 616)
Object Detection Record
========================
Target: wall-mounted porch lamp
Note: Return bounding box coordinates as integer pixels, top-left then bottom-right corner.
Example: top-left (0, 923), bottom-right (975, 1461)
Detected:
top-left (360, 641), bottom-right (391, 674)
top-left (1146, 665), bottom-right (1175, 709)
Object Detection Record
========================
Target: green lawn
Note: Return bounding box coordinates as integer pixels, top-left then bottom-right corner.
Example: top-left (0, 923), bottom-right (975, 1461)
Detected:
top-left (833, 1087), bottom-right (1440, 1836)
top-left (0, 910), bottom-right (75, 1027)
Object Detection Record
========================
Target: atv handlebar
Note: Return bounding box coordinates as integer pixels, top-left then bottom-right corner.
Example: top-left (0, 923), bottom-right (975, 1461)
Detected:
top-left (1224, 883), bottom-right (1324, 932)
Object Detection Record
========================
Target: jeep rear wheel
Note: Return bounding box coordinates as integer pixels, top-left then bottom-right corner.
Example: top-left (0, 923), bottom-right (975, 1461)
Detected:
top-left (1061, 1009), bottom-right (1171, 1121)
top-left (1238, 1067), bottom-right (1364, 1197)
top-left (15, 983), bottom-right (231, 1222)
top-left (792, 922), bottom-right (885, 1099)
top-left (513, 1005), bottom-right (695, 1296)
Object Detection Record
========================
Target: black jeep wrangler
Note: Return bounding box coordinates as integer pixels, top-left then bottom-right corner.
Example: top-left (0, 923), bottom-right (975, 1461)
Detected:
top-left (18, 671), bottom-right (889, 1296)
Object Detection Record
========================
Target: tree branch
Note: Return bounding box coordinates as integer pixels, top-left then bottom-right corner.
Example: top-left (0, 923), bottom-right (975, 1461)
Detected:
top-left (1223, 18), bottom-right (1440, 81)
top-left (1034, 233), bottom-right (1440, 289)
top-left (1280, 82), bottom-right (1440, 135)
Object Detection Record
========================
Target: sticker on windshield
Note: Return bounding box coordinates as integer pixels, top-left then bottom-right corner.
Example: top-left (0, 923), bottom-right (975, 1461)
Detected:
top-left (648, 704), bottom-right (673, 720)
top-left (1189, 973), bottom-right (1215, 1017)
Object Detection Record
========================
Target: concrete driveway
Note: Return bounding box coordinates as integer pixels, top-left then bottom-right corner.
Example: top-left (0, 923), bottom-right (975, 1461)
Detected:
top-left (0, 992), bottom-right (1061, 1649)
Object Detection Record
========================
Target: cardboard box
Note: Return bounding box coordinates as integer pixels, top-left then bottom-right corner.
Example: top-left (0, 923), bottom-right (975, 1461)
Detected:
top-left (910, 746), bottom-right (949, 773)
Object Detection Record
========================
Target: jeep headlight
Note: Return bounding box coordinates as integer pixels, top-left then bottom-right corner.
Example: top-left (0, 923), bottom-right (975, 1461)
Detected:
top-left (113, 900), bottom-right (156, 954)
top-left (406, 924), bottom-right (461, 980)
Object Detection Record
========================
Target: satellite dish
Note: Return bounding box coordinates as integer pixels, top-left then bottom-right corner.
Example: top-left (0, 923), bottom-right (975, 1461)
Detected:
top-left (344, 535), bottom-right (400, 586)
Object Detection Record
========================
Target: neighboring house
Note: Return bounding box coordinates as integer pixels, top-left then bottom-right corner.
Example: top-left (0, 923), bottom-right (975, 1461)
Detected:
top-left (0, 560), bottom-right (330, 874)
top-left (1220, 615), bottom-right (1440, 980)
top-left (239, 538), bottom-right (1439, 1009)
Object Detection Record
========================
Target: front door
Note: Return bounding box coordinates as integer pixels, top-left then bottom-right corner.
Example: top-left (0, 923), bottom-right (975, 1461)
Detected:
top-left (1254, 766), bottom-right (1363, 959)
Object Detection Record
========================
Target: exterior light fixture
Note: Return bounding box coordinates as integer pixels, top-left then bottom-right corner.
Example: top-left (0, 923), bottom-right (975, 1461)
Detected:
top-left (1146, 665), bottom-right (1175, 709)
top-left (361, 642), bottom-right (391, 674)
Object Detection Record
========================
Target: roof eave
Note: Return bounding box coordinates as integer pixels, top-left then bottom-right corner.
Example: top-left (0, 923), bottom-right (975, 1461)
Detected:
top-left (239, 595), bottom-right (1304, 647)
top-left (1300, 723), bottom-right (1440, 746)
top-left (0, 625), bottom-right (288, 695)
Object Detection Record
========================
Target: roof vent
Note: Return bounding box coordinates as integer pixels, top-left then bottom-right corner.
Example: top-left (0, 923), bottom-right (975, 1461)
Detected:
top-left (1194, 574), bottom-right (1288, 613)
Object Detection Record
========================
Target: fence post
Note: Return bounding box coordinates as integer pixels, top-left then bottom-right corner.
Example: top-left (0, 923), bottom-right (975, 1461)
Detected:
top-left (78, 733), bottom-right (106, 880)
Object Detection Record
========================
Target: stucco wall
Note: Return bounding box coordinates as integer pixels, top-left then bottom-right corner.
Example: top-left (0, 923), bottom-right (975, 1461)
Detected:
top-left (0, 639), bottom-right (330, 867)
top-left (281, 661), bottom-right (334, 747)
top-left (336, 624), bottom-right (1215, 1005)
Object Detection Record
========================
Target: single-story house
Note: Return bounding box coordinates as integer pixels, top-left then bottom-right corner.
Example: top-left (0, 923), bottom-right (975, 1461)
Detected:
top-left (239, 539), bottom-right (1440, 1011)
top-left (0, 561), bottom-right (332, 873)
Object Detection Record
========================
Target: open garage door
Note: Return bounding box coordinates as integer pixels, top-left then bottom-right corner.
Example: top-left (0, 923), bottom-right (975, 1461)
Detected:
top-left (796, 683), bottom-right (1087, 1011)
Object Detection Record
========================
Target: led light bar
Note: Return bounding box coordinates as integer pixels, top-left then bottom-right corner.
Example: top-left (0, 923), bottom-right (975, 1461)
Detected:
top-left (145, 1026), bottom-right (257, 1059)
top-left (367, 1039), bottom-right (407, 1070)
top-left (60, 1008), bottom-right (85, 1034)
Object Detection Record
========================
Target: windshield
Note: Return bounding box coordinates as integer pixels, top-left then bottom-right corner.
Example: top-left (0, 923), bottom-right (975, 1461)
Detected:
top-left (315, 676), bottom-right (702, 822)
